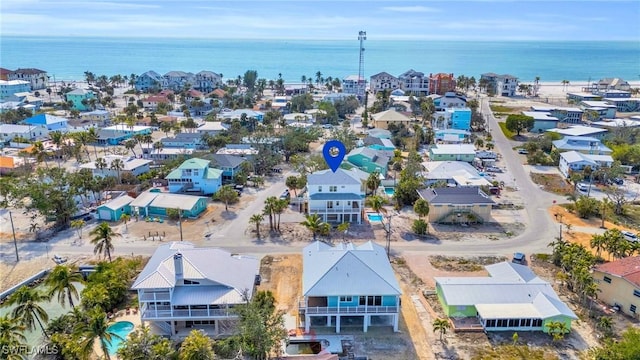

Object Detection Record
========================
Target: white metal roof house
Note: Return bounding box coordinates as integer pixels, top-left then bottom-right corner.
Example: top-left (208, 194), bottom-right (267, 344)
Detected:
top-left (299, 241), bottom-right (402, 333)
top-left (79, 155), bottom-right (152, 178)
top-left (558, 150), bottom-right (614, 178)
top-left (436, 262), bottom-right (577, 333)
top-left (305, 168), bottom-right (365, 224)
top-left (552, 136), bottom-right (612, 155)
top-left (546, 125), bottom-right (608, 140)
top-left (132, 242), bottom-right (259, 337)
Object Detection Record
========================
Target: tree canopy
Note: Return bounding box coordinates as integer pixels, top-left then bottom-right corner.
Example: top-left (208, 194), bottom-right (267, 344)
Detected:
top-left (505, 114), bottom-right (535, 136)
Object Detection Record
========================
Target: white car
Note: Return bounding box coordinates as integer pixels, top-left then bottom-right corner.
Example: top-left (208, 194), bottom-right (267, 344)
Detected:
top-left (577, 183), bottom-right (590, 192)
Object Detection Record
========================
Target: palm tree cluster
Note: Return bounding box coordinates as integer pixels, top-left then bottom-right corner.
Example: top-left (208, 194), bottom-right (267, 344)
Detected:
top-left (545, 320), bottom-right (570, 341)
top-left (548, 238), bottom-right (598, 308)
top-left (590, 228), bottom-right (640, 261)
top-left (263, 196), bottom-right (289, 232)
top-left (300, 213), bottom-right (330, 241)
top-left (455, 75), bottom-right (477, 93)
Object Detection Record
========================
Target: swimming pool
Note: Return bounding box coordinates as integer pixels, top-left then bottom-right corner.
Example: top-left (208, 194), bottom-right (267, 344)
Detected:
top-left (106, 321), bottom-right (135, 354)
top-left (367, 213), bottom-right (383, 222)
top-left (384, 187), bottom-right (395, 196)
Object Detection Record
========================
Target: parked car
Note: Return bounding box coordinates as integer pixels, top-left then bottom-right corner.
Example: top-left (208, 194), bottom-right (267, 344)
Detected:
top-left (517, 149), bottom-right (528, 154)
top-left (622, 231), bottom-right (638, 242)
top-left (613, 178), bottom-right (624, 185)
top-left (577, 183), bottom-right (590, 192)
top-left (279, 189), bottom-right (290, 201)
top-left (512, 252), bottom-right (526, 265)
top-left (486, 167), bottom-right (503, 173)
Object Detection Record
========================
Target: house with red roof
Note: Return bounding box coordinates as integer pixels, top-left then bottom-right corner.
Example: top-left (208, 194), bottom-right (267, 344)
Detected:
top-left (143, 94), bottom-right (171, 110)
top-left (593, 256), bottom-right (640, 318)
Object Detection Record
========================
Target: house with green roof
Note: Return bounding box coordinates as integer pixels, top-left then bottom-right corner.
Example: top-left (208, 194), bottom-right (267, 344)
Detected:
top-left (166, 158), bottom-right (222, 195)
top-left (436, 262), bottom-right (578, 333)
top-left (299, 241), bottom-right (402, 334)
top-left (345, 147), bottom-right (389, 176)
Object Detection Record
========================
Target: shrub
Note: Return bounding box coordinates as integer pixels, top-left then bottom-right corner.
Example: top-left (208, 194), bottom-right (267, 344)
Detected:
top-left (413, 219), bottom-right (428, 235)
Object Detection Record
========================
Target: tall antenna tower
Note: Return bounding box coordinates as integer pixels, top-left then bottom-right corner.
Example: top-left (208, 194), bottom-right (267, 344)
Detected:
top-left (358, 30), bottom-right (366, 100)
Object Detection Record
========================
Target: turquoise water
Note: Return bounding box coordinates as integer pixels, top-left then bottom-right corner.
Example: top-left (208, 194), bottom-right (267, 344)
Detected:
top-left (106, 321), bottom-right (134, 354)
top-left (384, 188), bottom-right (395, 196)
top-left (367, 213), bottom-right (383, 222)
top-left (1, 37), bottom-right (638, 82)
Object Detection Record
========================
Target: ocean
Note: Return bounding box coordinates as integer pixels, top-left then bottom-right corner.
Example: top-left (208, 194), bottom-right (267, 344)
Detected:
top-left (1, 36), bottom-right (638, 83)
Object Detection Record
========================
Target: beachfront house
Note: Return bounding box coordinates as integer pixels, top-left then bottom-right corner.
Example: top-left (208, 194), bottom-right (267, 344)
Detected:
top-left (23, 113), bottom-right (68, 132)
top-left (428, 144), bottom-right (476, 162)
top-left (603, 97), bottom-right (640, 113)
top-left (435, 262), bottom-right (578, 332)
top-left (135, 71), bottom-right (164, 93)
top-left (80, 155), bottom-right (152, 178)
top-left (166, 158), bottom-right (222, 195)
top-left (65, 88), bottom-right (97, 111)
top-left (299, 241), bottom-right (402, 333)
top-left (592, 256), bottom-right (640, 318)
top-left (194, 71), bottom-right (222, 93)
top-left (417, 186), bottom-right (494, 223)
top-left (0, 80), bottom-right (31, 99)
top-left (7, 68), bottom-right (49, 90)
top-left (552, 136), bottom-right (612, 155)
top-left (580, 101), bottom-right (617, 120)
top-left (558, 151), bottom-right (613, 178)
top-left (341, 75), bottom-right (362, 95)
top-left (428, 73), bottom-right (456, 95)
top-left (132, 241), bottom-right (260, 337)
top-left (305, 168), bottom-right (365, 224)
top-left (398, 69), bottom-right (429, 96)
top-left (163, 71), bottom-right (196, 92)
top-left (595, 78), bottom-right (631, 92)
top-left (480, 73), bottom-right (519, 97)
top-left (369, 72), bottom-right (401, 93)
top-left (346, 147), bottom-right (389, 176)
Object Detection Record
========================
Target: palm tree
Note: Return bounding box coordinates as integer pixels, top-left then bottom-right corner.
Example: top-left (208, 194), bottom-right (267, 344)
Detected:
top-left (75, 308), bottom-right (122, 360)
top-left (337, 222), bottom-right (350, 241)
top-left (249, 214), bottom-right (264, 238)
top-left (215, 185), bottom-right (238, 212)
top-left (0, 314), bottom-right (27, 350)
top-left (273, 198), bottom-right (288, 231)
top-left (45, 265), bottom-right (83, 309)
top-left (90, 222), bottom-right (120, 262)
top-left (413, 198), bottom-right (430, 223)
top-left (70, 219), bottom-right (85, 239)
top-left (153, 141), bottom-right (164, 156)
top-left (366, 171), bottom-right (381, 196)
top-left (49, 131), bottom-right (66, 167)
top-left (110, 158), bottom-right (124, 183)
top-left (124, 139), bottom-right (137, 156)
top-left (366, 195), bottom-right (385, 214)
top-left (120, 213), bottom-right (131, 231)
top-left (31, 141), bottom-right (50, 169)
top-left (301, 213), bottom-right (324, 241)
top-left (263, 196), bottom-right (278, 231)
top-left (86, 127), bottom-right (99, 159)
top-left (432, 318), bottom-right (450, 342)
top-left (95, 157), bottom-right (107, 176)
top-left (2, 286), bottom-right (50, 338)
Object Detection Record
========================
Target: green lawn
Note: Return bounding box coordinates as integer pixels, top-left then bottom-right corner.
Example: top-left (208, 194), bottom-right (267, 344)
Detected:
top-left (498, 122), bottom-right (515, 139)
top-left (489, 104), bottom-right (513, 113)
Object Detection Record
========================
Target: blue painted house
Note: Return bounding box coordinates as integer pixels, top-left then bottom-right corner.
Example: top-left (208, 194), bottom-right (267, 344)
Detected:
top-left (299, 241), bottom-right (402, 333)
top-left (65, 88), bottom-right (97, 111)
top-left (211, 154), bottom-right (246, 182)
top-left (97, 125), bottom-right (153, 145)
top-left (23, 114), bottom-right (68, 132)
top-left (346, 147), bottom-right (389, 176)
top-left (135, 71), bottom-right (164, 92)
top-left (129, 191), bottom-right (208, 218)
top-left (449, 107), bottom-right (472, 131)
top-left (97, 195), bottom-right (134, 221)
top-left (166, 158), bottom-right (223, 195)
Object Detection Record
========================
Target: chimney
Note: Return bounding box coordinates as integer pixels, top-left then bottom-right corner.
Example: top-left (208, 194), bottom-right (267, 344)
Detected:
top-left (174, 253), bottom-right (183, 279)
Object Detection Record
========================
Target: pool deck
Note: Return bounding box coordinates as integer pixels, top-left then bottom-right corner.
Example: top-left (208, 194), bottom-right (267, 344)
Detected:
top-left (93, 311), bottom-right (142, 358)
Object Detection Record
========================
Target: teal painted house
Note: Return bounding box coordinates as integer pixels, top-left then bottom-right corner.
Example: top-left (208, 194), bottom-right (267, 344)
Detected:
top-left (346, 147), bottom-right (389, 176)
top-left (449, 107), bottom-right (472, 131)
top-left (96, 195), bottom-right (134, 221)
top-left (129, 191), bottom-right (208, 218)
top-left (299, 241), bottom-right (402, 333)
top-left (65, 88), bottom-right (96, 111)
top-left (435, 262), bottom-right (578, 333)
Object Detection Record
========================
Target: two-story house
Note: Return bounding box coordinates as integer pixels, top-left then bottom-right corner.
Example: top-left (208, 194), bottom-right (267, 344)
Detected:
top-left (65, 88), bottom-right (97, 111)
top-left (143, 94), bottom-right (171, 110)
top-left (558, 151), bottom-right (613, 178)
top-left (0, 124), bottom-right (48, 142)
top-left (132, 242), bottom-right (260, 337)
top-left (346, 147), bottom-right (389, 176)
top-left (306, 168), bottom-right (365, 224)
top-left (435, 92), bottom-right (467, 111)
top-left (369, 72), bottom-right (401, 93)
top-left (164, 71), bottom-right (196, 92)
top-left (194, 71), bottom-right (222, 93)
top-left (552, 136), bottom-right (612, 155)
top-left (398, 69), bottom-right (429, 96)
top-left (299, 241), bottom-right (402, 333)
top-left (7, 68), bottom-right (49, 90)
top-left (166, 158), bottom-right (223, 195)
top-left (211, 154), bottom-right (247, 182)
top-left (23, 114), bottom-right (68, 132)
top-left (593, 256), bottom-right (640, 318)
top-left (480, 73), bottom-right (518, 97)
top-left (370, 109), bottom-right (413, 130)
top-left (135, 71), bottom-right (165, 93)
top-left (417, 186), bottom-right (495, 223)
top-left (0, 80), bottom-right (31, 99)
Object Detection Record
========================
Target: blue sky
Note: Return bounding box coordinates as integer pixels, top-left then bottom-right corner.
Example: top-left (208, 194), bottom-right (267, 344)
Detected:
top-left (2, 0), bottom-right (639, 40)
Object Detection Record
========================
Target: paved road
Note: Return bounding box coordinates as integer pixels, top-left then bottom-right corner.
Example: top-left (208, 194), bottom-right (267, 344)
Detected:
top-left (3, 98), bottom-right (573, 264)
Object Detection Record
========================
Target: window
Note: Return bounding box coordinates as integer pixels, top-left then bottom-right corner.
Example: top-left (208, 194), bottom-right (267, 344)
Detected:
top-left (329, 186), bottom-right (337, 192)
top-left (327, 201), bottom-right (334, 209)
top-left (318, 186), bottom-right (322, 192)
top-left (631, 305), bottom-right (637, 313)
top-left (532, 319), bottom-right (542, 327)
top-left (634, 290), bottom-right (640, 298)
top-left (183, 280), bottom-right (200, 285)
top-left (361, 296), bottom-right (382, 306)
top-left (339, 296), bottom-right (352, 302)
top-left (603, 276), bottom-right (612, 284)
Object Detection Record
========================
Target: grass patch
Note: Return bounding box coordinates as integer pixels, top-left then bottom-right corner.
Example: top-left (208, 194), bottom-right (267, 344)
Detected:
top-left (605, 204), bottom-right (640, 231)
top-left (498, 122), bottom-right (515, 139)
top-left (489, 104), bottom-right (512, 113)
top-left (429, 255), bottom-right (506, 272)
top-left (471, 344), bottom-right (559, 360)
top-left (530, 173), bottom-right (574, 195)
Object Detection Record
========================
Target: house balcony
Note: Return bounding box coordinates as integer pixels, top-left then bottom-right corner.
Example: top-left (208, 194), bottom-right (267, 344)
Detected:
top-left (141, 304), bottom-right (237, 320)
top-left (298, 299), bottom-right (398, 315)
top-left (309, 208), bottom-right (361, 214)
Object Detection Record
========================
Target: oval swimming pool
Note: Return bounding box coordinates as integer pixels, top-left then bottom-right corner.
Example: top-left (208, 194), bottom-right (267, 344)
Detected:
top-left (106, 321), bottom-right (135, 355)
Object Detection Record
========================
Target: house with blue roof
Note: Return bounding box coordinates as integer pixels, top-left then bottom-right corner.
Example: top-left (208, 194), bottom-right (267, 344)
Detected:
top-left (23, 113), bottom-right (68, 132)
top-left (305, 168), bottom-right (365, 224)
top-left (97, 125), bottom-right (152, 145)
top-left (166, 158), bottom-right (222, 195)
top-left (552, 136), bottom-right (612, 155)
top-left (299, 241), bottom-right (402, 333)
top-left (131, 242), bottom-right (259, 337)
top-left (436, 262), bottom-right (578, 333)
top-left (65, 88), bottom-right (96, 111)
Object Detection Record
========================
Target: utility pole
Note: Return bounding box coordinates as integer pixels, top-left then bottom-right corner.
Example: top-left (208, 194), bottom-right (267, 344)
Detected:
top-left (178, 211), bottom-right (184, 242)
top-left (9, 211), bottom-right (19, 261)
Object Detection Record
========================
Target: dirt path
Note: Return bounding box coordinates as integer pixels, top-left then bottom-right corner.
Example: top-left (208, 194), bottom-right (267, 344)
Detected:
top-left (257, 254), bottom-right (302, 317)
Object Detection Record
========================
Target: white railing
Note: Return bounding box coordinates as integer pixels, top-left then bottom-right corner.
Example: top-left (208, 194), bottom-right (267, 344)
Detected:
top-left (139, 292), bottom-right (171, 301)
top-left (300, 306), bottom-right (398, 314)
top-left (142, 306), bottom-right (235, 319)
